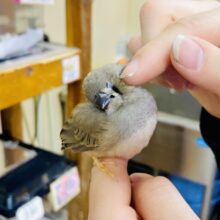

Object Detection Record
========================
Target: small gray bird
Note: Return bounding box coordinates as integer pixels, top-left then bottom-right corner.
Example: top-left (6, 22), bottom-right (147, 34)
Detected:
top-left (60, 63), bottom-right (157, 174)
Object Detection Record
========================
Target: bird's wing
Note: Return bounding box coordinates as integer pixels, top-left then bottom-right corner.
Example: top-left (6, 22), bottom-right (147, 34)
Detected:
top-left (60, 103), bottom-right (108, 152)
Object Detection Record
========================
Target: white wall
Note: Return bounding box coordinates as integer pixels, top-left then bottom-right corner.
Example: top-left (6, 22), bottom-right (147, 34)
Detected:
top-left (92, 0), bottom-right (128, 68)
top-left (40, 0), bottom-right (146, 68)
top-left (127, 0), bottom-right (146, 36)
top-left (43, 0), bottom-right (66, 44)
top-left (92, 0), bottom-right (146, 68)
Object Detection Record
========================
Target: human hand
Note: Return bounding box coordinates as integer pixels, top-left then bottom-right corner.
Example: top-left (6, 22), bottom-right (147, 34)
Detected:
top-left (88, 158), bottom-right (199, 220)
top-left (121, 0), bottom-right (220, 118)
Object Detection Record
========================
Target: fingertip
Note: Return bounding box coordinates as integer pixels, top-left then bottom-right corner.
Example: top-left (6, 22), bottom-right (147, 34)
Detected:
top-left (120, 59), bottom-right (139, 80)
top-left (120, 59), bottom-right (149, 86)
top-left (171, 34), bottom-right (204, 71)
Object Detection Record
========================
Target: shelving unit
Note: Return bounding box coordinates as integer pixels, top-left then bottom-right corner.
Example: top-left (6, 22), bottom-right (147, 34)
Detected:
top-left (0, 43), bottom-right (80, 110)
top-left (0, 1), bottom-right (92, 220)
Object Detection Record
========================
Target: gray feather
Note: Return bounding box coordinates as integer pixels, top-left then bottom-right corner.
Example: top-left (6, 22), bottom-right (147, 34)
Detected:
top-left (60, 63), bottom-right (157, 158)
top-left (83, 63), bottom-right (126, 104)
top-left (60, 103), bottom-right (109, 152)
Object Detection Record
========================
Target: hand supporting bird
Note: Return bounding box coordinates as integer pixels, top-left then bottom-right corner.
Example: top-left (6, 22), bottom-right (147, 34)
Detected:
top-left (60, 63), bottom-right (157, 175)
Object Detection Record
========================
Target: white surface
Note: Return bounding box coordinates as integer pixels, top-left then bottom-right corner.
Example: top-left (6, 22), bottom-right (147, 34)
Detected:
top-left (158, 111), bottom-right (199, 131)
top-left (62, 55), bottom-right (80, 84)
top-left (36, 87), bottom-right (63, 154)
top-left (16, 196), bottom-right (45, 220)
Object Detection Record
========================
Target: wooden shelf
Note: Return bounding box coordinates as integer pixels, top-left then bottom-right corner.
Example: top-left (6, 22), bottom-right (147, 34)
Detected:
top-left (0, 43), bottom-right (80, 110)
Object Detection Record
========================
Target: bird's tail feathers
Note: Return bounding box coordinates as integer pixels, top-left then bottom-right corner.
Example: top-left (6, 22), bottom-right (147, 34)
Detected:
top-left (60, 120), bottom-right (99, 152)
top-left (61, 143), bottom-right (96, 152)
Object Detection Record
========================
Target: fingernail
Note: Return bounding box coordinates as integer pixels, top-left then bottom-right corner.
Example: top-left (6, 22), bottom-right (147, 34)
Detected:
top-left (120, 59), bottom-right (139, 78)
top-left (172, 34), bottom-right (204, 71)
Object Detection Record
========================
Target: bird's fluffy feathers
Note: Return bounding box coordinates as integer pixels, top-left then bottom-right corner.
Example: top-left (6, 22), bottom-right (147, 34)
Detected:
top-left (61, 103), bottom-right (108, 151)
top-left (60, 63), bottom-right (157, 159)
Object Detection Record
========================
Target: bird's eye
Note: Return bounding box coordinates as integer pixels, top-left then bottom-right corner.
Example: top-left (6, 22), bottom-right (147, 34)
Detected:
top-left (112, 85), bottom-right (122, 95)
top-left (110, 95), bottom-right (115, 98)
top-left (105, 81), bottom-right (122, 95)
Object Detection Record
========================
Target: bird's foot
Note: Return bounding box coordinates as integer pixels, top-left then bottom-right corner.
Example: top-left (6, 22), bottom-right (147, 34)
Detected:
top-left (91, 155), bottom-right (114, 178)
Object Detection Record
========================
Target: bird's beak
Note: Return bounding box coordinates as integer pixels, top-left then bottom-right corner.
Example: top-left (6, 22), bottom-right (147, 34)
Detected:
top-left (94, 91), bottom-right (111, 111)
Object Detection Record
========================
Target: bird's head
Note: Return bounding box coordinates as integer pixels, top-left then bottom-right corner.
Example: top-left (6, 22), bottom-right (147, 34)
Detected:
top-left (94, 81), bottom-right (123, 114)
top-left (83, 63), bottom-right (130, 114)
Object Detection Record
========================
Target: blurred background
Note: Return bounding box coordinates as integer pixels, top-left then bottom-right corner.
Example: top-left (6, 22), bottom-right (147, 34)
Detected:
top-left (0, 1), bottom-right (219, 220)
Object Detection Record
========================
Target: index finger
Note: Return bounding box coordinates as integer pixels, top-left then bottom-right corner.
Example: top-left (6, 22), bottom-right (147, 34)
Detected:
top-left (121, 8), bottom-right (220, 85)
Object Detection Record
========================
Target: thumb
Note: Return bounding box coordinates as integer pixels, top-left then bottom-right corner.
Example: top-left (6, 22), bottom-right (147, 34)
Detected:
top-left (171, 34), bottom-right (220, 95)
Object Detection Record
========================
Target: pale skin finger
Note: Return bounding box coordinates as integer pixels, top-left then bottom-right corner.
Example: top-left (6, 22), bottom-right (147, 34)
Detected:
top-left (88, 161), bottom-right (199, 220)
top-left (138, 0), bottom-right (220, 90)
top-left (123, 1), bottom-right (220, 117)
top-left (124, 1), bottom-right (220, 90)
top-left (128, 35), bottom-right (142, 55)
top-left (130, 173), bottom-right (199, 220)
top-left (140, 0), bottom-right (220, 43)
top-left (88, 158), bottom-right (138, 220)
top-left (121, 8), bottom-right (220, 85)
top-left (128, 0), bottom-right (219, 55)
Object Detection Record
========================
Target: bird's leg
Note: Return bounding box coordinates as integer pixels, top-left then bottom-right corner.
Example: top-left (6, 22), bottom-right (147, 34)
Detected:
top-left (91, 155), bottom-right (114, 178)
